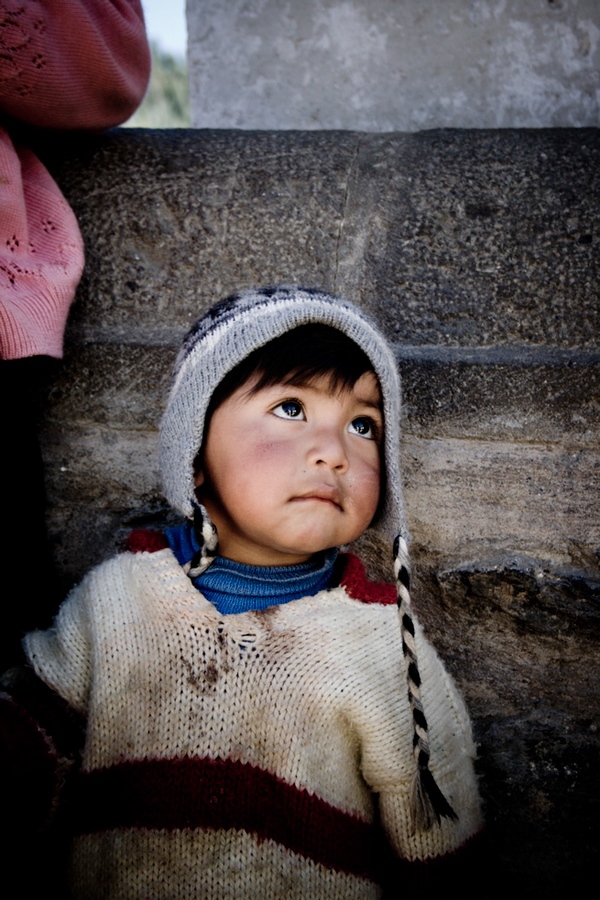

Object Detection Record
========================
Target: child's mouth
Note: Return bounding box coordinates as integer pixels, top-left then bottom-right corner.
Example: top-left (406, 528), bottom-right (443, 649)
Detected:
top-left (292, 487), bottom-right (343, 509)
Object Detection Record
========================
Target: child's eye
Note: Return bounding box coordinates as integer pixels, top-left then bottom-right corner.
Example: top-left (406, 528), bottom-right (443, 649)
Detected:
top-left (348, 416), bottom-right (378, 440)
top-left (272, 400), bottom-right (305, 420)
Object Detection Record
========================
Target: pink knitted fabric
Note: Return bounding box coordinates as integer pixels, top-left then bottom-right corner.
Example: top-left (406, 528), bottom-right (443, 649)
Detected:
top-left (0, 1), bottom-right (151, 359)
top-left (0, 0), bottom-right (151, 131)
top-left (0, 131), bottom-right (84, 359)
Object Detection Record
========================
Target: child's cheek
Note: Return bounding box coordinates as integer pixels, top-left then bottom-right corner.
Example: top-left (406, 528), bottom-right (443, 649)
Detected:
top-left (351, 464), bottom-right (380, 493)
top-left (237, 439), bottom-right (296, 490)
top-left (249, 438), bottom-right (295, 463)
top-left (348, 459), bottom-right (381, 508)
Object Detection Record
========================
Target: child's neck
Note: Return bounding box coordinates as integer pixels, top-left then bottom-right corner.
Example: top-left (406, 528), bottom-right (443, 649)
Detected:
top-left (165, 521), bottom-right (338, 615)
top-left (194, 550), bottom-right (338, 615)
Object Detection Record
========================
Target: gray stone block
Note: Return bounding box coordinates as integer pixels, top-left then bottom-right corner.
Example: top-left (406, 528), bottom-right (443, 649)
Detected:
top-left (44, 344), bottom-right (174, 430)
top-left (403, 435), bottom-right (600, 567)
top-left (336, 130), bottom-right (599, 348)
top-left (43, 129), bottom-right (598, 351)
top-left (414, 557), bottom-right (599, 895)
top-left (187, 0), bottom-right (600, 131)
top-left (400, 355), bottom-right (600, 446)
top-left (44, 129), bottom-right (356, 337)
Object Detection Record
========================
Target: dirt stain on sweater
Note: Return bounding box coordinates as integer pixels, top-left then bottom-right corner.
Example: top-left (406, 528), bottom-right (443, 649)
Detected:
top-left (205, 660), bottom-right (219, 684)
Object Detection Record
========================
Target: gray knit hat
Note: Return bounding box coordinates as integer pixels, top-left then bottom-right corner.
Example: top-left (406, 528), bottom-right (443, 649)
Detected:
top-left (161, 285), bottom-right (405, 540)
top-left (159, 285), bottom-right (457, 831)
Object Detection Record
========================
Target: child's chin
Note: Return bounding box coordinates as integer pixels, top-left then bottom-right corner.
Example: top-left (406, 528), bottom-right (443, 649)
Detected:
top-left (285, 535), bottom-right (340, 557)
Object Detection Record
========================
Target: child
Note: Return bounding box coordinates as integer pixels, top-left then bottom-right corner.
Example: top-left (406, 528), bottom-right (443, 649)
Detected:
top-left (2, 286), bottom-right (483, 898)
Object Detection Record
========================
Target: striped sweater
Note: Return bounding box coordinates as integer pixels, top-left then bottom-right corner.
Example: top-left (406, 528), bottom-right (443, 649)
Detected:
top-left (22, 545), bottom-right (483, 898)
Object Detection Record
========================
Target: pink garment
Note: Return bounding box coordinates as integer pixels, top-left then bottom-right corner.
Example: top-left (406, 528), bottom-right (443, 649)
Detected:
top-left (0, 0), bottom-right (151, 359)
top-left (0, 132), bottom-right (84, 359)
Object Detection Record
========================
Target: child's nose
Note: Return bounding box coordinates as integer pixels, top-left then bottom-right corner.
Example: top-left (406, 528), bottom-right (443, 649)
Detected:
top-left (307, 428), bottom-right (349, 471)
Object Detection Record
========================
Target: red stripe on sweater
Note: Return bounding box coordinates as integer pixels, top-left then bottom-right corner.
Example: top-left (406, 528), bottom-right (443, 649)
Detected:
top-left (71, 756), bottom-right (379, 881)
top-left (338, 553), bottom-right (397, 605)
top-left (125, 528), bottom-right (169, 553)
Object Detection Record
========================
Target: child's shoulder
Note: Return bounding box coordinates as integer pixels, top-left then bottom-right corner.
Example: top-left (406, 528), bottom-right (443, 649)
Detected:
top-left (65, 531), bottom-right (173, 603)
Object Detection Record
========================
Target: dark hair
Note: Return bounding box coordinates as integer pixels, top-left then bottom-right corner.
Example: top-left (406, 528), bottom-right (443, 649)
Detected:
top-left (205, 323), bottom-right (376, 426)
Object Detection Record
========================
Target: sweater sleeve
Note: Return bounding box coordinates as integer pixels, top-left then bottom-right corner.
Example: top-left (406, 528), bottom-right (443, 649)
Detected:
top-left (356, 612), bottom-right (484, 864)
top-left (24, 572), bottom-right (94, 716)
top-left (0, 664), bottom-right (86, 830)
top-left (0, 0), bottom-right (151, 130)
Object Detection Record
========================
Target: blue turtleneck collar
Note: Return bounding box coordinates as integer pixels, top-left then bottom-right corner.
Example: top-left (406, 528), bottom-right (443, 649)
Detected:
top-left (165, 520), bottom-right (338, 616)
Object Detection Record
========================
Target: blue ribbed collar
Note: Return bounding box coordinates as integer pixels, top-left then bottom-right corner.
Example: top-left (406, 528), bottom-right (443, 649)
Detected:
top-left (165, 520), bottom-right (338, 615)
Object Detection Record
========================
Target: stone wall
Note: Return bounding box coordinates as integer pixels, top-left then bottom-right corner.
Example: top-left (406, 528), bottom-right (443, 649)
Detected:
top-left (187, 0), bottom-right (600, 130)
top-left (39, 127), bottom-right (598, 895)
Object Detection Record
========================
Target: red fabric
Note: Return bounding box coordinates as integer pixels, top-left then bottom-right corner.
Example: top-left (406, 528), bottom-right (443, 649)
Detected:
top-left (0, 1), bottom-right (151, 131)
top-left (339, 552), bottom-right (397, 605)
top-left (72, 755), bottom-right (379, 881)
top-left (0, 1), bottom-right (150, 359)
top-left (125, 528), bottom-right (170, 554)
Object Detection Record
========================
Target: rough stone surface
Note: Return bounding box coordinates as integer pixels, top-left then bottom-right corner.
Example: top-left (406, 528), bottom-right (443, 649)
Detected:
top-left (188, 0), bottom-right (600, 131)
top-left (404, 435), bottom-right (599, 566)
top-left (401, 357), bottom-right (599, 445)
top-left (413, 555), bottom-right (599, 895)
top-left (49, 129), bottom-right (354, 338)
top-left (35, 127), bottom-right (599, 894)
top-left (336, 129), bottom-right (599, 348)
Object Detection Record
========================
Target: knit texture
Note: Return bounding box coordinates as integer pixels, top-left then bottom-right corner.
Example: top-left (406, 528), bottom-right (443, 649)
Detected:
top-left (24, 548), bottom-right (483, 899)
top-left (0, 130), bottom-right (84, 359)
top-left (0, 0), bottom-right (150, 359)
top-left (0, 1), bottom-right (150, 130)
top-left (166, 519), bottom-right (339, 614)
top-left (159, 286), bottom-right (406, 541)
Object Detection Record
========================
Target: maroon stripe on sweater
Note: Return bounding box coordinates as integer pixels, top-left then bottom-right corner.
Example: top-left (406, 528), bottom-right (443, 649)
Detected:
top-left (339, 553), bottom-right (396, 605)
top-left (125, 528), bottom-right (169, 553)
top-left (71, 756), bottom-right (379, 881)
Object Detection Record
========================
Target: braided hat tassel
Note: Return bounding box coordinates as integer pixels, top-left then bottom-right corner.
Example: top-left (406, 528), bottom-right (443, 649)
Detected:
top-left (184, 501), bottom-right (219, 578)
top-left (393, 536), bottom-right (458, 832)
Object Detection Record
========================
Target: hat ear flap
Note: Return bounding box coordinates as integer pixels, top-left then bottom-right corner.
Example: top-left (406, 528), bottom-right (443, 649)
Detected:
top-left (183, 501), bottom-right (218, 579)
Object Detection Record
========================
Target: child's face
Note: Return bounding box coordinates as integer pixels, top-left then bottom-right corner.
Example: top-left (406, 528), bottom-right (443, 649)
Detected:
top-left (195, 372), bottom-right (383, 566)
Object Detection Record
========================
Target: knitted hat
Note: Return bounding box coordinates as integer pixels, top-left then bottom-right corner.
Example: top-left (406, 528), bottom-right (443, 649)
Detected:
top-left (159, 285), bottom-right (457, 831)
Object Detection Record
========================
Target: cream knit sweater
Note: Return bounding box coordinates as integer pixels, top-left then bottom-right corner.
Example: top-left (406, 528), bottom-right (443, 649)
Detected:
top-left (25, 548), bottom-right (482, 899)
